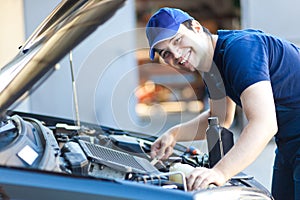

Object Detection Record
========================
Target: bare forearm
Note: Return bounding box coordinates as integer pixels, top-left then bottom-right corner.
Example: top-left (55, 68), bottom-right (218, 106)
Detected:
top-left (171, 97), bottom-right (236, 142)
top-left (214, 81), bottom-right (278, 181)
top-left (213, 121), bottom-right (276, 181)
top-left (171, 110), bottom-right (210, 141)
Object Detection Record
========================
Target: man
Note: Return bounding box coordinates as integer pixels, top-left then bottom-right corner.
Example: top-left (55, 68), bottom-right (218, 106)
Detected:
top-left (145, 7), bottom-right (300, 200)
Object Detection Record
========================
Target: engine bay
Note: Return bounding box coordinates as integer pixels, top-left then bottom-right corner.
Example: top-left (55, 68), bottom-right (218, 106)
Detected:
top-left (0, 111), bottom-right (266, 193)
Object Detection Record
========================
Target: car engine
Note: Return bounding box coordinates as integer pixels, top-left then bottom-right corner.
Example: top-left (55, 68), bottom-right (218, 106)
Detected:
top-left (0, 111), bottom-right (269, 194)
top-left (0, 112), bottom-right (209, 191)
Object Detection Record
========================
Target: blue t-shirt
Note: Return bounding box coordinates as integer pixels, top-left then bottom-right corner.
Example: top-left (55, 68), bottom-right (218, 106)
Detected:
top-left (213, 29), bottom-right (300, 108)
top-left (210, 29), bottom-right (300, 140)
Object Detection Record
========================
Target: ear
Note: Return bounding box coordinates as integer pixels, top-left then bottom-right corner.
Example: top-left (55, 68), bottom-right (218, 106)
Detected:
top-left (191, 20), bottom-right (203, 33)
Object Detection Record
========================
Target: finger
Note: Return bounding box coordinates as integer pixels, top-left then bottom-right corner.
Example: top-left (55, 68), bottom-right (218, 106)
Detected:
top-left (150, 139), bottom-right (162, 158)
top-left (191, 177), bottom-right (203, 191)
top-left (195, 172), bottom-right (215, 190)
top-left (150, 151), bottom-right (157, 159)
top-left (199, 177), bottom-right (213, 189)
top-left (151, 139), bottom-right (161, 151)
top-left (155, 139), bottom-right (170, 159)
top-left (187, 168), bottom-right (208, 191)
top-left (156, 149), bottom-right (165, 160)
top-left (187, 173), bottom-right (198, 191)
top-left (162, 146), bottom-right (173, 159)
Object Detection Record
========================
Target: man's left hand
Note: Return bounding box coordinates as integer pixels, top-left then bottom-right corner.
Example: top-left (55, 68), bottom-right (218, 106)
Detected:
top-left (187, 167), bottom-right (227, 191)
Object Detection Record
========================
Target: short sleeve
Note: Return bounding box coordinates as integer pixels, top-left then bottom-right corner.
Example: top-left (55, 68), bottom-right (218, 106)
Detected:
top-left (223, 34), bottom-right (270, 97)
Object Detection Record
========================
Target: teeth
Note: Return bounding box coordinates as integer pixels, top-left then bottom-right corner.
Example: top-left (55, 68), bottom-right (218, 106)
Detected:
top-left (180, 51), bottom-right (190, 65)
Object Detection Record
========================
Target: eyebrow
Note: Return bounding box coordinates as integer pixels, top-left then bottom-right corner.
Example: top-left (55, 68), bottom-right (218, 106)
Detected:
top-left (154, 34), bottom-right (181, 55)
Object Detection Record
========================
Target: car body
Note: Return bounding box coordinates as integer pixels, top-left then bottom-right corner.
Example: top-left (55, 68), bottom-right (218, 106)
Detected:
top-left (0, 0), bottom-right (274, 199)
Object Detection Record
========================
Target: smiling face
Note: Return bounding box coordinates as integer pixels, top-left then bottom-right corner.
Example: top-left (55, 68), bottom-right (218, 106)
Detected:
top-left (154, 21), bottom-right (215, 73)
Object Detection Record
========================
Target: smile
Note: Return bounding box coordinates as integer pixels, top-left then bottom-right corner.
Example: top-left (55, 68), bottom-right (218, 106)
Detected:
top-left (179, 50), bottom-right (191, 65)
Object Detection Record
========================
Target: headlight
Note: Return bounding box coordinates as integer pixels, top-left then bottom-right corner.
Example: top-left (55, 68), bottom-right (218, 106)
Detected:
top-left (193, 186), bottom-right (273, 200)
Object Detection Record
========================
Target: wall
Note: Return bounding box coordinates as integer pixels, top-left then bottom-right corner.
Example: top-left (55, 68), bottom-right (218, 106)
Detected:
top-left (0, 0), bottom-right (25, 68)
top-left (0, 0), bottom-right (30, 111)
top-left (241, 0), bottom-right (300, 45)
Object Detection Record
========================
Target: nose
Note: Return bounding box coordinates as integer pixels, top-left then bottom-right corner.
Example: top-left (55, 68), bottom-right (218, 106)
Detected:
top-left (169, 45), bottom-right (181, 59)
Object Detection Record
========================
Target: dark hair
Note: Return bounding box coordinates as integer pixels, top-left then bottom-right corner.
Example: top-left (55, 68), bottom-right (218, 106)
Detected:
top-left (182, 19), bottom-right (193, 30)
top-left (182, 19), bottom-right (212, 35)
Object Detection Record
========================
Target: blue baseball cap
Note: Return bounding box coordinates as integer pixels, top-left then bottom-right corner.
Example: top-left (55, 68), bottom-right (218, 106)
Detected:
top-left (146, 7), bottom-right (194, 60)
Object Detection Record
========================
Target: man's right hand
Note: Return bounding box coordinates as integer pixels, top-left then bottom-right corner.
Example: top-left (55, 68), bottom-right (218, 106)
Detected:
top-left (150, 129), bottom-right (177, 160)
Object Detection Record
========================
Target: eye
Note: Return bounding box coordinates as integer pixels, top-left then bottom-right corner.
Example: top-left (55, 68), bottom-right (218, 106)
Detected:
top-left (174, 35), bottom-right (182, 45)
top-left (161, 50), bottom-right (172, 59)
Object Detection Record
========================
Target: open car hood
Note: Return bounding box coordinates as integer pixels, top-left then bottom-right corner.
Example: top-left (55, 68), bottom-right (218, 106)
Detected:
top-left (0, 0), bottom-right (125, 119)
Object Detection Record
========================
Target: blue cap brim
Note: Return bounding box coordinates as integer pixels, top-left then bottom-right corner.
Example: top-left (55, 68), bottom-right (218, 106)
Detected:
top-left (148, 27), bottom-right (178, 60)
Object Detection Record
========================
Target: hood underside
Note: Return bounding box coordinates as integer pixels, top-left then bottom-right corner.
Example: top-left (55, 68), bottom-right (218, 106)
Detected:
top-left (0, 0), bottom-right (125, 119)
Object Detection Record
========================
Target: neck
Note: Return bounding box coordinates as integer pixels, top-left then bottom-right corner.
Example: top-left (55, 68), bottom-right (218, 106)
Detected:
top-left (211, 34), bottom-right (218, 49)
top-left (201, 33), bottom-right (218, 73)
